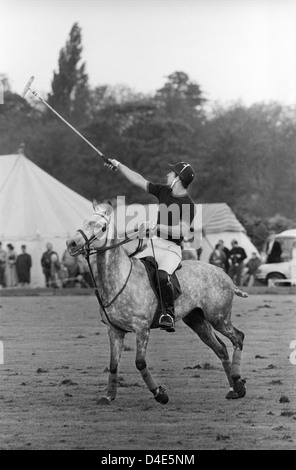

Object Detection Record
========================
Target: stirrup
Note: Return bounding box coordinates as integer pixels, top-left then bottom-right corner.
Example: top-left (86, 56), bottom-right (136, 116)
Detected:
top-left (159, 313), bottom-right (175, 332)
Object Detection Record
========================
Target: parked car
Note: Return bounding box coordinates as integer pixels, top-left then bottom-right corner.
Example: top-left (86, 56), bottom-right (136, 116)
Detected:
top-left (255, 229), bottom-right (296, 285)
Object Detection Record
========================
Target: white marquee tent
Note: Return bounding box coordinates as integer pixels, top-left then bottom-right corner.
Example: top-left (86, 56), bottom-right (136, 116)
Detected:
top-left (199, 203), bottom-right (259, 262)
top-left (0, 152), bottom-right (92, 287)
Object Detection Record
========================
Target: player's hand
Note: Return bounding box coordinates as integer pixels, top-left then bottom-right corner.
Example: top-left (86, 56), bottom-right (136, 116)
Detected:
top-left (139, 221), bottom-right (157, 238)
top-left (104, 158), bottom-right (119, 171)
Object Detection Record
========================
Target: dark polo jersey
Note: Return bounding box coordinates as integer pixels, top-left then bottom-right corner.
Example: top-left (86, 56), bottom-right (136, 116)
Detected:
top-left (147, 182), bottom-right (196, 246)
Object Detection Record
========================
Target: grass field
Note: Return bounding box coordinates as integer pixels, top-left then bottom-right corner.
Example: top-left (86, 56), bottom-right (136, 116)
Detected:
top-left (0, 291), bottom-right (295, 450)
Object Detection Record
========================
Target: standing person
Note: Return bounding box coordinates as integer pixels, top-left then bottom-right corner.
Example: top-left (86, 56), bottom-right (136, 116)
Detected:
top-left (266, 232), bottom-right (282, 264)
top-left (16, 245), bottom-right (32, 287)
top-left (61, 248), bottom-right (79, 287)
top-left (218, 239), bottom-right (230, 274)
top-left (5, 243), bottom-right (18, 287)
top-left (209, 242), bottom-right (227, 271)
top-left (105, 159), bottom-right (196, 333)
top-left (196, 246), bottom-right (202, 260)
top-left (228, 240), bottom-right (247, 286)
top-left (243, 252), bottom-right (261, 287)
top-left (181, 237), bottom-right (198, 261)
top-left (41, 242), bottom-right (59, 287)
top-left (50, 251), bottom-right (61, 288)
top-left (77, 254), bottom-right (95, 287)
top-left (0, 241), bottom-right (7, 288)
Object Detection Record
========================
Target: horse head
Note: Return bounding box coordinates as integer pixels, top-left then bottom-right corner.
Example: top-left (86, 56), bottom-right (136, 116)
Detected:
top-left (66, 200), bottom-right (114, 256)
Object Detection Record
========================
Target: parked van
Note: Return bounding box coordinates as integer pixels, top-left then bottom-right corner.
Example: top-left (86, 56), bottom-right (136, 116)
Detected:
top-left (255, 229), bottom-right (296, 284)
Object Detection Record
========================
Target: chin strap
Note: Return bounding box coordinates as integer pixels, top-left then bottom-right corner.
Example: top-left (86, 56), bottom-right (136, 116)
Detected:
top-left (170, 176), bottom-right (179, 189)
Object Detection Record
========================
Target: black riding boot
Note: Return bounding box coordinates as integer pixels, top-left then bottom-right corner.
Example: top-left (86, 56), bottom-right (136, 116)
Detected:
top-left (158, 270), bottom-right (175, 333)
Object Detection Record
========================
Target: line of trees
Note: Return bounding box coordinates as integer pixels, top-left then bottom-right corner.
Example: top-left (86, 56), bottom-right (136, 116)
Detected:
top-left (1, 23), bottom-right (296, 249)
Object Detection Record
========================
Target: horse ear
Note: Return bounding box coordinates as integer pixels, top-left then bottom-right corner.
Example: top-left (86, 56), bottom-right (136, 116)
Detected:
top-left (92, 199), bottom-right (98, 211)
top-left (105, 203), bottom-right (113, 217)
top-left (93, 199), bottom-right (113, 216)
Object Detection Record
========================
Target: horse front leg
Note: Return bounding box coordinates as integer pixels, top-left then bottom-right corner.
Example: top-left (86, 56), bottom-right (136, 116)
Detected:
top-left (135, 328), bottom-right (169, 405)
top-left (97, 327), bottom-right (125, 405)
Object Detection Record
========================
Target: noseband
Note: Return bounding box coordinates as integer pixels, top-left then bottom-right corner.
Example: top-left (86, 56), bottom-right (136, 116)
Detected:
top-left (77, 226), bottom-right (107, 254)
top-left (74, 211), bottom-right (110, 256)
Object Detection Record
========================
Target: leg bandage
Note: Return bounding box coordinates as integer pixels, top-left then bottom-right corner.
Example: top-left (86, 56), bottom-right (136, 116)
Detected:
top-left (222, 359), bottom-right (234, 387)
top-left (140, 367), bottom-right (158, 392)
top-left (231, 348), bottom-right (242, 377)
top-left (107, 372), bottom-right (117, 397)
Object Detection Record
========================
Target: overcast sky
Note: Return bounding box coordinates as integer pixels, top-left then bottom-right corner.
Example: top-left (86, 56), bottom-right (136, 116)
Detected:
top-left (2, 0), bottom-right (296, 106)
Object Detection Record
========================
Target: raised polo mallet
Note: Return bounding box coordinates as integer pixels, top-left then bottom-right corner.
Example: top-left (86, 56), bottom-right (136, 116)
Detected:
top-left (21, 76), bottom-right (116, 168)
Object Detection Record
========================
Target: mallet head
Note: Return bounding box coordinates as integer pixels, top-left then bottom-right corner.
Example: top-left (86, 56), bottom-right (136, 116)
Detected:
top-left (21, 76), bottom-right (35, 98)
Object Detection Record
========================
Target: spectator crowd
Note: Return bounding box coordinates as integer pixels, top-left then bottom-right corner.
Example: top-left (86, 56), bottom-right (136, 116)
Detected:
top-left (0, 241), bottom-right (96, 289)
top-left (207, 238), bottom-right (261, 286)
top-left (0, 241), bottom-right (32, 288)
top-left (40, 242), bottom-right (96, 289)
top-left (1, 236), bottom-right (290, 290)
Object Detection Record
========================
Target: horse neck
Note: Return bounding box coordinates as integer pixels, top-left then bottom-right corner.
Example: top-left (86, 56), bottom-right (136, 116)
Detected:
top-left (96, 241), bottom-right (131, 292)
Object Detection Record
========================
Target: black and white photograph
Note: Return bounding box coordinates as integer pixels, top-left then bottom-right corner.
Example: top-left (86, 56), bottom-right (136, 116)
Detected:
top-left (0, 0), bottom-right (296, 453)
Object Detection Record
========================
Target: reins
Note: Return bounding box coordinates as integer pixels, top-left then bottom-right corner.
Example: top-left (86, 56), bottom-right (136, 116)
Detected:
top-left (77, 225), bottom-right (143, 333)
top-left (77, 228), bottom-right (143, 257)
top-left (84, 247), bottom-right (133, 333)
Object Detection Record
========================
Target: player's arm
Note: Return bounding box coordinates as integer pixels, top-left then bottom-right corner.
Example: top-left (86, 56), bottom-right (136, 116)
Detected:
top-left (105, 159), bottom-right (148, 191)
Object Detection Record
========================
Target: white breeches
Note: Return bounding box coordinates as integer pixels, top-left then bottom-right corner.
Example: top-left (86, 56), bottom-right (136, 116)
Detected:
top-left (134, 237), bottom-right (182, 275)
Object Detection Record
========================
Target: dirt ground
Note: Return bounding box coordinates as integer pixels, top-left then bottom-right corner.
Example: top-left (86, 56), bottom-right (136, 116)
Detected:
top-left (0, 291), bottom-right (295, 450)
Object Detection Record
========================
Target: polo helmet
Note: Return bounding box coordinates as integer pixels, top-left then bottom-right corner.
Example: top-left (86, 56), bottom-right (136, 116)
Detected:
top-left (168, 162), bottom-right (195, 188)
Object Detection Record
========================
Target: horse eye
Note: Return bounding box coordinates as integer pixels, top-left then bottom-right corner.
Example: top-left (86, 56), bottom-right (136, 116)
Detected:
top-left (102, 225), bottom-right (106, 232)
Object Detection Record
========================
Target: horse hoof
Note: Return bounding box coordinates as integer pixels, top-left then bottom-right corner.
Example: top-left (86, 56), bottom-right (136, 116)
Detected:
top-left (225, 390), bottom-right (239, 400)
top-left (153, 386), bottom-right (169, 405)
top-left (97, 396), bottom-right (111, 405)
top-left (232, 376), bottom-right (247, 398)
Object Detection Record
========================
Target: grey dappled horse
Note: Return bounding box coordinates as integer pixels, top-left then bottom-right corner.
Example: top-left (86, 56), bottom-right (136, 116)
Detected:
top-left (66, 201), bottom-right (247, 405)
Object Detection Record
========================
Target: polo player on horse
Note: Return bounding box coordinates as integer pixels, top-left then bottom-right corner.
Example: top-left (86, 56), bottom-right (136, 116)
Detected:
top-left (105, 159), bottom-right (196, 333)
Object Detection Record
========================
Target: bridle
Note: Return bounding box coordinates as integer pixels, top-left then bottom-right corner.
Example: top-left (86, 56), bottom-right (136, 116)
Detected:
top-left (74, 210), bottom-right (110, 256)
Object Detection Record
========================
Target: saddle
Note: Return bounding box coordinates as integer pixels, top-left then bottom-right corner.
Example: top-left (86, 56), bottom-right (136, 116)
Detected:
top-left (140, 256), bottom-right (182, 329)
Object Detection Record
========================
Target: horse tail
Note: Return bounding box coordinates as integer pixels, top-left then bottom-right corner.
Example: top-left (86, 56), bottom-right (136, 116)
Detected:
top-left (233, 286), bottom-right (248, 298)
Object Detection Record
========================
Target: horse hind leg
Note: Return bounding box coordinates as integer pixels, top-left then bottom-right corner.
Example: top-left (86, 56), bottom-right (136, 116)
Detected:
top-left (135, 328), bottom-right (169, 405)
top-left (183, 309), bottom-right (237, 398)
top-left (97, 327), bottom-right (125, 405)
top-left (212, 317), bottom-right (246, 399)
